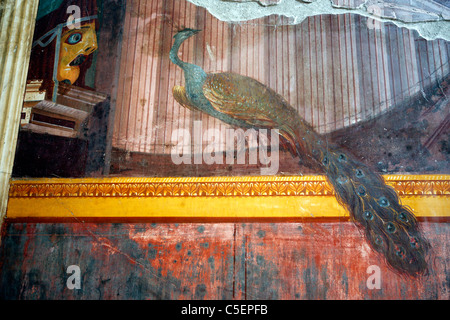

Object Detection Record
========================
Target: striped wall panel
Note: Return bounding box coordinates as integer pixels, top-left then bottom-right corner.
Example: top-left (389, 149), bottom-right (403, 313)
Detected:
top-left (112, 0), bottom-right (449, 154)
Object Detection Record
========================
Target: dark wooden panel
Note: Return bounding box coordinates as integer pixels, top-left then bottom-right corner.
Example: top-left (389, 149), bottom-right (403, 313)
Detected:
top-left (12, 131), bottom-right (88, 178)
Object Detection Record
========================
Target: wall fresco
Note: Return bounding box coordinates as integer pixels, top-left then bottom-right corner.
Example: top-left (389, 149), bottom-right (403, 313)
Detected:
top-left (2, 0), bottom-right (449, 300)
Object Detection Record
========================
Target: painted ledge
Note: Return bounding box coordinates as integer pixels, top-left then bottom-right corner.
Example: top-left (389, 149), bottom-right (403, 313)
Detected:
top-left (6, 175), bottom-right (449, 221)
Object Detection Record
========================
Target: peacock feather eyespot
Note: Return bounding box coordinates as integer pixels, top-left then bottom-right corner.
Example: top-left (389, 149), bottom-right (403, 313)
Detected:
top-left (386, 222), bottom-right (396, 233)
top-left (375, 236), bottom-right (383, 246)
top-left (363, 211), bottom-right (374, 221)
top-left (322, 156), bottom-right (329, 166)
top-left (338, 154), bottom-right (347, 162)
top-left (378, 197), bottom-right (390, 207)
top-left (395, 246), bottom-right (406, 259)
top-left (357, 185), bottom-right (366, 196)
top-left (355, 168), bottom-right (364, 178)
top-left (410, 237), bottom-right (419, 249)
top-left (337, 175), bottom-right (348, 184)
top-left (398, 212), bottom-right (409, 223)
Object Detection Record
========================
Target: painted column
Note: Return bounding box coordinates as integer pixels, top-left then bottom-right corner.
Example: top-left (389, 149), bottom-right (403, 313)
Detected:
top-left (0, 0), bottom-right (40, 225)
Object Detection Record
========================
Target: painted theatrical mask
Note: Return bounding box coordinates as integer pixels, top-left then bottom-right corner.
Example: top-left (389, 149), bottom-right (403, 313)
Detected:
top-left (57, 21), bottom-right (98, 85)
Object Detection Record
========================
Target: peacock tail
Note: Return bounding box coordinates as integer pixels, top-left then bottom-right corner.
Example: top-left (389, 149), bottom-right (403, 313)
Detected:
top-left (291, 130), bottom-right (431, 276)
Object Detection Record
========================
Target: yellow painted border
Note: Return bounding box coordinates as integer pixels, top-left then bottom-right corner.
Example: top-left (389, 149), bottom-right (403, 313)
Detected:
top-left (6, 175), bottom-right (450, 219)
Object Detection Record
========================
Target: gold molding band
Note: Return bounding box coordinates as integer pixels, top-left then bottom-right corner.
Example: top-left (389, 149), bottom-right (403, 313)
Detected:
top-left (9, 175), bottom-right (450, 198)
top-left (6, 175), bottom-right (449, 219)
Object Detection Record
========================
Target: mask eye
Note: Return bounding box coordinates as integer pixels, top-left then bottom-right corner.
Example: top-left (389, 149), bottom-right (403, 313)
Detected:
top-left (67, 32), bottom-right (82, 45)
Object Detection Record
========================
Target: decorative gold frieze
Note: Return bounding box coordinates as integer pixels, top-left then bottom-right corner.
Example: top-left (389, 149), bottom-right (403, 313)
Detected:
top-left (9, 175), bottom-right (450, 198)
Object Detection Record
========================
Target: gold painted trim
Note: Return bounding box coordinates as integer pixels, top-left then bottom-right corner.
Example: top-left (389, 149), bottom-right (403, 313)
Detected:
top-left (8, 175), bottom-right (450, 198)
top-left (7, 175), bottom-right (449, 219)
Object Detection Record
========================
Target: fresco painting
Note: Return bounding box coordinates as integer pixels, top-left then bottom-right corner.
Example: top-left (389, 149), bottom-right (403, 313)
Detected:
top-left (1, 0), bottom-right (449, 300)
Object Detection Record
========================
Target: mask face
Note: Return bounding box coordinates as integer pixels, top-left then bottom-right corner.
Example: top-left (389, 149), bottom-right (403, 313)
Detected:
top-left (57, 21), bottom-right (98, 84)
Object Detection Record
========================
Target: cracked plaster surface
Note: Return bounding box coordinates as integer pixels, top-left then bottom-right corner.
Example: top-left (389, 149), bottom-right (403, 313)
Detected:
top-left (188, 0), bottom-right (450, 41)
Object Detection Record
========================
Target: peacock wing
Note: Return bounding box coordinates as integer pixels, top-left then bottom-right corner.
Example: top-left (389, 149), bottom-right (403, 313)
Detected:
top-left (202, 73), bottom-right (294, 128)
top-left (173, 85), bottom-right (202, 112)
top-left (203, 73), bottom-right (308, 156)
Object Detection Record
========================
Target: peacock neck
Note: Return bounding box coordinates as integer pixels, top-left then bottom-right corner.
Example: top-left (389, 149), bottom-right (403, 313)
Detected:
top-left (170, 36), bottom-right (207, 82)
top-left (170, 35), bottom-right (229, 121)
top-left (169, 37), bottom-right (186, 68)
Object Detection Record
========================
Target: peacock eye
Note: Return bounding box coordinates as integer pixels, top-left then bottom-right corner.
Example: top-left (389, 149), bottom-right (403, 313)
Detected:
top-left (363, 211), bottom-right (373, 221)
top-left (67, 32), bottom-right (82, 45)
top-left (410, 237), bottom-right (419, 248)
top-left (375, 236), bottom-right (383, 246)
top-left (378, 197), bottom-right (390, 207)
top-left (398, 212), bottom-right (409, 223)
top-left (322, 156), bottom-right (329, 166)
top-left (337, 175), bottom-right (348, 184)
top-left (355, 169), bottom-right (364, 178)
top-left (395, 246), bottom-right (406, 259)
top-left (386, 222), bottom-right (396, 233)
top-left (338, 154), bottom-right (347, 162)
top-left (357, 185), bottom-right (366, 196)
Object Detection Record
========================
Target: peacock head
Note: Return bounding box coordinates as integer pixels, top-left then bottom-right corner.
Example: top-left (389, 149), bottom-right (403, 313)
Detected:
top-left (174, 28), bottom-right (202, 41)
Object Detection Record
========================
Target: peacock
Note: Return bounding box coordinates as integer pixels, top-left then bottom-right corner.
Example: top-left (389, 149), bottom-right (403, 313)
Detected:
top-left (169, 28), bottom-right (430, 277)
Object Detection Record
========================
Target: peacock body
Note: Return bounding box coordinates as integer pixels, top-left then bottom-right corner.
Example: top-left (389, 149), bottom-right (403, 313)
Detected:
top-left (169, 28), bottom-right (430, 276)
